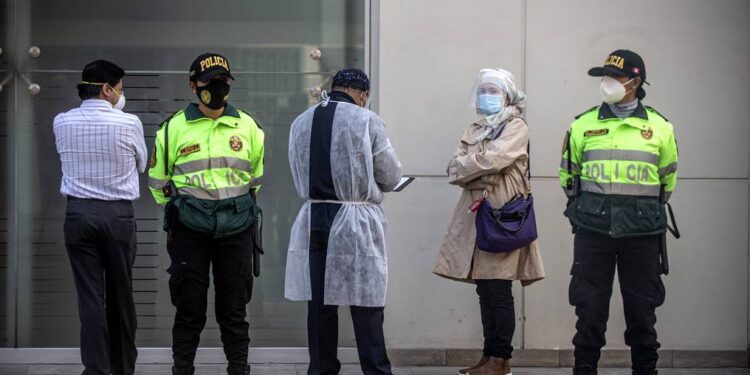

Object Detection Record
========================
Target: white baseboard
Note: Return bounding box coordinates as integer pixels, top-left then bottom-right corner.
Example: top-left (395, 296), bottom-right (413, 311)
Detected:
top-left (0, 348), bottom-right (360, 365)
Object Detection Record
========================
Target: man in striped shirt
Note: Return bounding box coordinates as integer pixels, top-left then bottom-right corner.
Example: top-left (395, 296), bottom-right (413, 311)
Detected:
top-left (53, 60), bottom-right (147, 375)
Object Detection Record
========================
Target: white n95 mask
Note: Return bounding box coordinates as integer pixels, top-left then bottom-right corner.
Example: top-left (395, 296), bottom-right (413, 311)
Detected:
top-left (113, 93), bottom-right (126, 110)
top-left (600, 76), bottom-right (634, 104)
top-left (110, 85), bottom-right (126, 110)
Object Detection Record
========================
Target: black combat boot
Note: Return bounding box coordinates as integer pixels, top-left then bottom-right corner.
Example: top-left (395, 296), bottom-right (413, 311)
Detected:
top-left (227, 363), bottom-right (251, 375)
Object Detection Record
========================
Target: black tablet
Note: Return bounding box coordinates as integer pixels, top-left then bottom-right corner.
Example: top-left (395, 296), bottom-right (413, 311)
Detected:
top-left (393, 177), bottom-right (415, 192)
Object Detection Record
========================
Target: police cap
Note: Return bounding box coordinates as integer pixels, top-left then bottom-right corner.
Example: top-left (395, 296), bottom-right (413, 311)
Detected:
top-left (189, 53), bottom-right (234, 82)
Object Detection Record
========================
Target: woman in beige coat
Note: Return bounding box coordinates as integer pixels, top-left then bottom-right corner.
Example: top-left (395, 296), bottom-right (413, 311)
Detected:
top-left (434, 69), bottom-right (545, 375)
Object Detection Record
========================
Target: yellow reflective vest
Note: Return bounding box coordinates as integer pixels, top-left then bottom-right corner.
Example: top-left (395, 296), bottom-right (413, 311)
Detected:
top-left (148, 103), bottom-right (264, 206)
top-left (559, 102), bottom-right (678, 237)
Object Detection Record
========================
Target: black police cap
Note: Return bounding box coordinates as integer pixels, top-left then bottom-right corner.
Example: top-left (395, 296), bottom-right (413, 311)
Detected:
top-left (588, 49), bottom-right (648, 85)
top-left (189, 53), bottom-right (234, 82)
top-left (589, 49), bottom-right (650, 99)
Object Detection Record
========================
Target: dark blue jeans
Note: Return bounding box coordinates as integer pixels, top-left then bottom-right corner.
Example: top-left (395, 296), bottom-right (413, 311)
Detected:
top-left (475, 279), bottom-right (515, 359)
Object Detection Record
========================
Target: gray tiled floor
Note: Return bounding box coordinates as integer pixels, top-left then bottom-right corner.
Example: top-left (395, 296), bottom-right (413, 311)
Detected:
top-left (1, 365), bottom-right (748, 375)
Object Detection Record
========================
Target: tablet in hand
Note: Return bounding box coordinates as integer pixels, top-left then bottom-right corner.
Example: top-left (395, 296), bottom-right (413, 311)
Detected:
top-left (393, 177), bottom-right (415, 192)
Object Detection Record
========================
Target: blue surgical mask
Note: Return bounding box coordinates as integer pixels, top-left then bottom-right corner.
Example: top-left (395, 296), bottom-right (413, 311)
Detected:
top-left (478, 94), bottom-right (503, 115)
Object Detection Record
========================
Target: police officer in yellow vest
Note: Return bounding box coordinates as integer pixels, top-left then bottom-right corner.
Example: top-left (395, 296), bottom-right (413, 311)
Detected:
top-left (148, 53), bottom-right (264, 375)
top-left (559, 50), bottom-right (679, 375)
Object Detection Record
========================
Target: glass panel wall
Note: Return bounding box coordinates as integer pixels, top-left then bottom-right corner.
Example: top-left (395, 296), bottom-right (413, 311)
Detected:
top-left (1, 0), bottom-right (365, 347)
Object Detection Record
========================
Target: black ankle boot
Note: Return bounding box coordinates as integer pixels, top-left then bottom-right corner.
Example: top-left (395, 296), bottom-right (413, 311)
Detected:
top-left (633, 368), bottom-right (657, 375)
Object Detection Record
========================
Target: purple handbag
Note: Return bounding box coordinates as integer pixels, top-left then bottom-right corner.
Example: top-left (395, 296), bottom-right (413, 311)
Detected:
top-left (475, 194), bottom-right (538, 253)
top-left (474, 119), bottom-right (537, 253)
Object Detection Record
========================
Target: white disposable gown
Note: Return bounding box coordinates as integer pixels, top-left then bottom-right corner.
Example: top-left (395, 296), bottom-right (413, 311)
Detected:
top-left (284, 98), bottom-right (402, 307)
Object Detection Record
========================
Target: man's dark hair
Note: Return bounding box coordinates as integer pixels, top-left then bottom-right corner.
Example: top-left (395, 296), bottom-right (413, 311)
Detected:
top-left (76, 60), bottom-right (125, 100)
top-left (331, 68), bottom-right (370, 92)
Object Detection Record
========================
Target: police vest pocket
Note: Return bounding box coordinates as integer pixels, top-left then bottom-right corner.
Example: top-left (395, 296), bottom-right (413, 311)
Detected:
top-left (175, 197), bottom-right (217, 234)
top-left (634, 199), bottom-right (665, 232)
top-left (173, 194), bottom-right (261, 238)
top-left (568, 193), bottom-right (609, 230)
top-left (636, 199), bottom-right (660, 218)
top-left (220, 195), bottom-right (261, 238)
top-left (577, 194), bottom-right (606, 214)
top-left (234, 194), bottom-right (254, 213)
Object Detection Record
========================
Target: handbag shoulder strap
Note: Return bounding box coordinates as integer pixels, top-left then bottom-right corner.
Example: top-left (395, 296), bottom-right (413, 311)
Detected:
top-left (513, 117), bottom-right (532, 189)
top-left (493, 117), bottom-right (532, 193)
top-left (495, 116), bottom-right (531, 179)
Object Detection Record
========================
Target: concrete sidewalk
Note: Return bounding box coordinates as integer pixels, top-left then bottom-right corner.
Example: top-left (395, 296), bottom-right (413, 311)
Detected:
top-left (0, 365), bottom-right (748, 375)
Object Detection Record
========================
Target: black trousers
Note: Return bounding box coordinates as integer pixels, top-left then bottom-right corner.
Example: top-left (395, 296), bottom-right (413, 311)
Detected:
top-left (63, 198), bottom-right (138, 375)
top-left (569, 230), bottom-right (665, 373)
top-left (307, 203), bottom-right (392, 375)
top-left (475, 279), bottom-right (514, 359)
top-left (166, 215), bottom-right (254, 375)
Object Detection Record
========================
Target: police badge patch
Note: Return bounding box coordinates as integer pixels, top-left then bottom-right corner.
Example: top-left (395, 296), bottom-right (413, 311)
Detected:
top-left (200, 90), bottom-right (211, 105)
top-left (641, 127), bottom-right (653, 140)
top-left (229, 135), bottom-right (243, 151)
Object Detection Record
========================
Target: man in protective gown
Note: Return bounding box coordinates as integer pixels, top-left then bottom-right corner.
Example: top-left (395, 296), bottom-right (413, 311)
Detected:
top-left (285, 68), bottom-right (402, 375)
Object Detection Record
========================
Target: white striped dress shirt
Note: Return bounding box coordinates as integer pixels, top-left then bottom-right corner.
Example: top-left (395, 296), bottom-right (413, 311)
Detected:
top-left (54, 99), bottom-right (148, 201)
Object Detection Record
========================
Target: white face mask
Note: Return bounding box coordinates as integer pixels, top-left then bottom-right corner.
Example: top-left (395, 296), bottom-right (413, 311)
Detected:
top-left (114, 93), bottom-right (126, 110)
top-left (110, 85), bottom-right (126, 110)
top-left (600, 76), bottom-right (635, 104)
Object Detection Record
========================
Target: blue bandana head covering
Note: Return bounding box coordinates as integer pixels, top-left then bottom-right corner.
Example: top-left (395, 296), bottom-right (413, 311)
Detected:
top-left (331, 68), bottom-right (370, 91)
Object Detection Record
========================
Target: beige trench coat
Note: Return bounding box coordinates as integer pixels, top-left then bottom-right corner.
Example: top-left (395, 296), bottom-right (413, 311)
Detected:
top-left (433, 117), bottom-right (545, 285)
